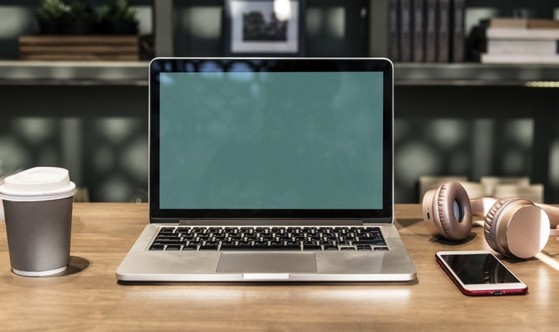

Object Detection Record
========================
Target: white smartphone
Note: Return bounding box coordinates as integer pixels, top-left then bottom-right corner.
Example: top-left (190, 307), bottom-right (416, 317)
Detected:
top-left (436, 250), bottom-right (528, 296)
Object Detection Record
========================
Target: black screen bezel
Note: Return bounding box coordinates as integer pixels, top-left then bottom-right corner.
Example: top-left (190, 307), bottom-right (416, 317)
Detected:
top-left (149, 58), bottom-right (393, 222)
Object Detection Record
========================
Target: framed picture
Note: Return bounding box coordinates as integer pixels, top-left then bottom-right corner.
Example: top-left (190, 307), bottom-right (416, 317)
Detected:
top-left (225, 0), bottom-right (304, 56)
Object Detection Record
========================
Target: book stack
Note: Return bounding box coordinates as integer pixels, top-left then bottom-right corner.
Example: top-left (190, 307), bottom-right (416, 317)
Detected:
top-left (473, 18), bottom-right (559, 64)
top-left (389, 0), bottom-right (465, 63)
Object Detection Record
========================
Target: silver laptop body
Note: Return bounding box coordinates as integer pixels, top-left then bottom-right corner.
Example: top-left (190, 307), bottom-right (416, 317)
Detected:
top-left (116, 57), bottom-right (416, 282)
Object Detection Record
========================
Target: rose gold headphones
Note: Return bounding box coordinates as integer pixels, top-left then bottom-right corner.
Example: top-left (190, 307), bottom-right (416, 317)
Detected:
top-left (422, 181), bottom-right (559, 259)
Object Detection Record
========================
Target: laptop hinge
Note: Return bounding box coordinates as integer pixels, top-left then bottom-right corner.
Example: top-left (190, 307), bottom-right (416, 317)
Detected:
top-left (362, 217), bottom-right (393, 225)
top-left (178, 219), bottom-right (364, 226)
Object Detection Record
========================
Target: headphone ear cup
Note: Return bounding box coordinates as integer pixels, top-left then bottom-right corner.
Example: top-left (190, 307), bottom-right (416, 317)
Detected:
top-left (422, 182), bottom-right (472, 241)
top-left (485, 198), bottom-right (551, 259)
top-left (484, 198), bottom-right (517, 256)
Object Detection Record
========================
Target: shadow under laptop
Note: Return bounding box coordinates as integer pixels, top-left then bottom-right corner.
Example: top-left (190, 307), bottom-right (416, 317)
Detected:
top-left (118, 279), bottom-right (419, 286)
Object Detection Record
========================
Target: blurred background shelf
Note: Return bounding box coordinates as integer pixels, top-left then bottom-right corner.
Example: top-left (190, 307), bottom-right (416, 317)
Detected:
top-left (395, 63), bottom-right (559, 86)
top-left (0, 60), bottom-right (148, 86)
top-left (3, 61), bottom-right (559, 87)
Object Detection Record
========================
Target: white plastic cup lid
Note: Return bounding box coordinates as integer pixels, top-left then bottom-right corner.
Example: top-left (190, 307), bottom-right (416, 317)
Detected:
top-left (0, 167), bottom-right (76, 202)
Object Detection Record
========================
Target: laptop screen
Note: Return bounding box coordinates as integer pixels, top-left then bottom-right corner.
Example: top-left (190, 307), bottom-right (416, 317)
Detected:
top-left (149, 58), bottom-right (393, 221)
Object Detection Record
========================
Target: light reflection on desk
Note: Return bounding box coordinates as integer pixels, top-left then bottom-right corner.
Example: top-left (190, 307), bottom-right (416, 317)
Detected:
top-left (535, 252), bottom-right (559, 272)
top-left (121, 286), bottom-right (411, 306)
top-left (306, 288), bottom-right (410, 302)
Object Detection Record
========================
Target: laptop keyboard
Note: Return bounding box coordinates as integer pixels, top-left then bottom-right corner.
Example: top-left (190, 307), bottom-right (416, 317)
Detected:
top-left (148, 226), bottom-right (387, 252)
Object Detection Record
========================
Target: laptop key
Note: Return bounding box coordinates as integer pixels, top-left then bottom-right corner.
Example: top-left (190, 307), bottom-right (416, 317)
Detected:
top-left (353, 239), bottom-right (386, 246)
top-left (220, 243), bottom-right (237, 250)
top-left (233, 244), bottom-right (255, 250)
top-left (149, 244), bottom-right (165, 251)
top-left (270, 243), bottom-right (301, 250)
top-left (253, 241), bottom-right (269, 249)
top-left (159, 227), bottom-right (175, 234)
top-left (199, 243), bottom-right (219, 250)
top-left (154, 239), bottom-right (184, 246)
top-left (303, 241), bottom-right (321, 251)
top-left (183, 244), bottom-right (198, 250)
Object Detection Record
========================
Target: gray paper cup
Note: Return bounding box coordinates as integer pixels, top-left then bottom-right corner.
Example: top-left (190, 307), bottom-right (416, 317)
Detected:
top-left (0, 167), bottom-right (76, 277)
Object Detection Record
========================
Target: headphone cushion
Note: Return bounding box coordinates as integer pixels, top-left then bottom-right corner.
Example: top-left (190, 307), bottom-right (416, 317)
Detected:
top-left (433, 182), bottom-right (472, 241)
top-left (484, 198), bottom-right (517, 255)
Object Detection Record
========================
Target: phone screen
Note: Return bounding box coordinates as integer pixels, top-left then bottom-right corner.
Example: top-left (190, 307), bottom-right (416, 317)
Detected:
top-left (436, 251), bottom-right (527, 296)
top-left (439, 252), bottom-right (520, 284)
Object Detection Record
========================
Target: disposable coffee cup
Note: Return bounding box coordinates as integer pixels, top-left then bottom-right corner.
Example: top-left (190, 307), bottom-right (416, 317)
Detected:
top-left (0, 167), bottom-right (76, 277)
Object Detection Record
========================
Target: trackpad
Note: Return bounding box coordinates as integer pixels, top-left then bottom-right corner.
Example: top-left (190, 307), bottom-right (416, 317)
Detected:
top-left (217, 253), bottom-right (317, 273)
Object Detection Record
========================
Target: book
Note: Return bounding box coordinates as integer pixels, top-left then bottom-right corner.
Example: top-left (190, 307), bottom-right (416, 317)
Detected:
top-left (436, 0), bottom-right (450, 62)
top-left (424, 0), bottom-right (437, 62)
top-left (480, 53), bottom-right (559, 64)
top-left (482, 39), bottom-right (557, 55)
top-left (480, 17), bottom-right (528, 28)
top-left (528, 19), bottom-right (559, 29)
top-left (451, 0), bottom-right (465, 62)
top-left (400, 0), bottom-right (412, 62)
top-left (389, 0), bottom-right (400, 61)
top-left (412, 0), bottom-right (425, 62)
top-left (481, 28), bottom-right (559, 40)
top-left (481, 18), bottom-right (559, 29)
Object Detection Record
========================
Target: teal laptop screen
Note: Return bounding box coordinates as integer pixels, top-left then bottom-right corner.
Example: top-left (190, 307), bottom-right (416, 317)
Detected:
top-left (150, 58), bottom-right (392, 220)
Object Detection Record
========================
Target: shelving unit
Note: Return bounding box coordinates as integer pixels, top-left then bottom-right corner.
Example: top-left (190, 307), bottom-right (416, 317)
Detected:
top-left (3, 1), bottom-right (558, 86)
top-left (0, 1), bottom-right (558, 203)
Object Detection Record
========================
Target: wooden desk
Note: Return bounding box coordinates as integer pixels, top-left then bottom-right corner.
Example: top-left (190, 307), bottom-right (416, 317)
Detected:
top-left (0, 203), bottom-right (558, 331)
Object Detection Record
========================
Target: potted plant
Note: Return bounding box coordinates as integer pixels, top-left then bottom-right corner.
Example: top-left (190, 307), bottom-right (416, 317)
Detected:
top-left (59, 0), bottom-right (99, 34)
top-left (99, 0), bottom-right (139, 35)
top-left (35, 0), bottom-right (69, 34)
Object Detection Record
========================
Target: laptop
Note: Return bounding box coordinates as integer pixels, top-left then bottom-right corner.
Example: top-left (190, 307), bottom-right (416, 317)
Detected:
top-left (116, 57), bottom-right (416, 282)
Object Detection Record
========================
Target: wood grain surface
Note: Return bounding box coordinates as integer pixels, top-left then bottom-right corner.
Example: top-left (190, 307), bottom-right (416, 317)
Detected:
top-left (0, 203), bottom-right (557, 331)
